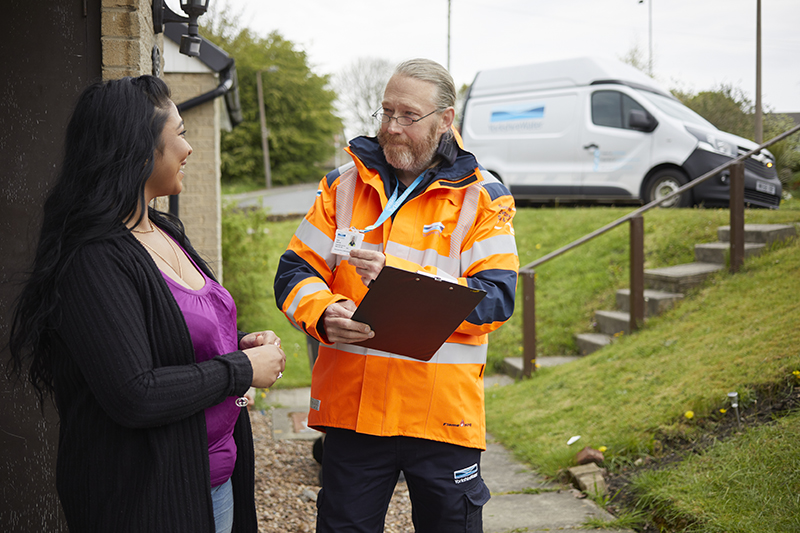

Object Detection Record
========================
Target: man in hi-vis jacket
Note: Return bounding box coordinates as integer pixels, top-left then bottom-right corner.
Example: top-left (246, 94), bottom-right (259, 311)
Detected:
top-left (274, 58), bottom-right (518, 533)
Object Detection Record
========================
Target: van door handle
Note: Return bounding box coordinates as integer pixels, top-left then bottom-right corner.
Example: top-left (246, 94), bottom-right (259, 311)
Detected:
top-left (583, 143), bottom-right (598, 151)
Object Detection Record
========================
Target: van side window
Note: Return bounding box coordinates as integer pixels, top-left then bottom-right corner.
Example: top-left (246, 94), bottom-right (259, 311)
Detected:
top-left (592, 91), bottom-right (648, 130)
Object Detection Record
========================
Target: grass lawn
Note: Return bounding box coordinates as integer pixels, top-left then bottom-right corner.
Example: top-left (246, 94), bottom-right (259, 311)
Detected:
top-left (486, 233), bottom-right (800, 473)
top-left (486, 197), bottom-right (800, 531)
top-left (630, 409), bottom-right (800, 532)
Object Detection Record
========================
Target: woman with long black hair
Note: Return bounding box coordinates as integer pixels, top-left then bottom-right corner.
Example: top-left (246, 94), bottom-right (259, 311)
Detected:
top-left (8, 75), bottom-right (283, 532)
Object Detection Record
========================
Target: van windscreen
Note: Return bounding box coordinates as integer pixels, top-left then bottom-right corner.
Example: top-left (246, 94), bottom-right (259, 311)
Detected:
top-left (638, 91), bottom-right (716, 129)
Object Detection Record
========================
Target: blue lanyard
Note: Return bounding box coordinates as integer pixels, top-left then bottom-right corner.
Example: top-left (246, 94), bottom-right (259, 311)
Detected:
top-left (360, 172), bottom-right (425, 233)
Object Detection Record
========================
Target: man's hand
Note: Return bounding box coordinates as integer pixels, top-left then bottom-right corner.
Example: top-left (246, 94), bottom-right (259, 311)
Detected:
top-left (322, 300), bottom-right (374, 344)
top-left (348, 249), bottom-right (386, 287)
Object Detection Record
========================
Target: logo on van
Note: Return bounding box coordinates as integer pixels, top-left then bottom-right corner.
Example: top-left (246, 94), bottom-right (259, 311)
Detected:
top-left (490, 104), bottom-right (545, 123)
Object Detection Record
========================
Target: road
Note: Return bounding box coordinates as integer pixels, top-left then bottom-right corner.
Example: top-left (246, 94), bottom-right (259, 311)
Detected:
top-left (224, 183), bottom-right (318, 217)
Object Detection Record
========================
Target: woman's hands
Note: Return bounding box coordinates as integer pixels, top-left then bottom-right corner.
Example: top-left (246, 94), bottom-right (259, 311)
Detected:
top-left (241, 330), bottom-right (286, 388)
top-left (240, 330), bottom-right (281, 349)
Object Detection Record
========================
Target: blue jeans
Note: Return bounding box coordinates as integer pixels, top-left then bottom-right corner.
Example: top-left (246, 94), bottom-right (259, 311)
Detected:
top-left (211, 478), bottom-right (234, 533)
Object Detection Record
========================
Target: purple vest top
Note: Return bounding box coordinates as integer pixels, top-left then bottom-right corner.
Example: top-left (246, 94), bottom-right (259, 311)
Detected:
top-left (160, 240), bottom-right (240, 488)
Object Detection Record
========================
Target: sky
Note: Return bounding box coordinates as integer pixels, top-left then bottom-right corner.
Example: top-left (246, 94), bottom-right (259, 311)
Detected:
top-left (180, 0), bottom-right (800, 113)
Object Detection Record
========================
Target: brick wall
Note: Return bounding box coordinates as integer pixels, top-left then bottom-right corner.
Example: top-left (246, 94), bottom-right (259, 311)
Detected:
top-left (164, 72), bottom-right (225, 279)
top-left (101, 0), bottom-right (161, 79)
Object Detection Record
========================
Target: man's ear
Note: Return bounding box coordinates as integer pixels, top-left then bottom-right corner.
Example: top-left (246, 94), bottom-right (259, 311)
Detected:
top-left (438, 107), bottom-right (455, 135)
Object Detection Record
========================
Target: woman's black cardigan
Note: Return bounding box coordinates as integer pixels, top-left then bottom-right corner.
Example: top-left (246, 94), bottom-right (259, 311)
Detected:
top-left (48, 227), bottom-right (257, 532)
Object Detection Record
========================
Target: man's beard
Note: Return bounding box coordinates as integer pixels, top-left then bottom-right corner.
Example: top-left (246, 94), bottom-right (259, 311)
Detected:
top-left (377, 125), bottom-right (440, 174)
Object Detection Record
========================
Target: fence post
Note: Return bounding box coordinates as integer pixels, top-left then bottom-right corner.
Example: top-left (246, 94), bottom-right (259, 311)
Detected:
top-left (629, 215), bottom-right (645, 332)
top-left (730, 162), bottom-right (745, 273)
top-left (521, 269), bottom-right (536, 377)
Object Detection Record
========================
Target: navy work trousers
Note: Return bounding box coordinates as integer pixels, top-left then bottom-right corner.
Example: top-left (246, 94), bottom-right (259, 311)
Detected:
top-left (316, 427), bottom-right (490, 533)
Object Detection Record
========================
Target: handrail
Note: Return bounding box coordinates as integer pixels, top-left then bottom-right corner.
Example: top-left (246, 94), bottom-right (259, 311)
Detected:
top-left (520, 123), bottom-right (800, 272)
top-left (518, 123), bottom-right (800, 377)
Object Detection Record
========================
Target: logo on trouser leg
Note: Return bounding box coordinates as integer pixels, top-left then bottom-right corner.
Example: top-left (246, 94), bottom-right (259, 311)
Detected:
top-left (453, 463), bottom-right (479, 484)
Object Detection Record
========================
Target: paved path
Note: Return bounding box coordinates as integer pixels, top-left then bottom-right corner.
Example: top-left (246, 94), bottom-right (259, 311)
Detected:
top-left (225, 183), bottom-right (317, 217)
top-left (265, 375), bottom-right (627, 532)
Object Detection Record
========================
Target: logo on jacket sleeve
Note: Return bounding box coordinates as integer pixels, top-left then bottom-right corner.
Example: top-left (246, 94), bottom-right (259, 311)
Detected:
top-left (495, 205), bottom-right (515, 233)
top-left (453, 463), bottom-right (479, 484)
top-left (422, 222), bottom-right (446, 235)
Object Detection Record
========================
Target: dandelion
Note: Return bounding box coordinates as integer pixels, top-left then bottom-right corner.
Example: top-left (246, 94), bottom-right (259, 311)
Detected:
top-left (260, 392), bottom-right (267, 399)
top-left (793, 370), bottom-right (800, 379)
top-left (535, 243), bottom-right (542, 250)
top-left (598, 446), bottom-right (607, 453)
top-left (719, 408), bottom-right (727, 414)
top-left (684, 410), bottom-right (694, 420)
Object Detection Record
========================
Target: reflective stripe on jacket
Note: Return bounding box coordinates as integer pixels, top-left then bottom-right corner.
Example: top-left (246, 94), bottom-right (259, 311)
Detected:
top-left (274, 135), bottom-right (518, 449)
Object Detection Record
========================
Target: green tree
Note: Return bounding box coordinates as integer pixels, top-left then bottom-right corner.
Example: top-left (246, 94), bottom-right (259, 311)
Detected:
top-left (201, 9), bottom-right (342, 187)
top-left (619, 42), bottom-right (653, 77)
top-left (673, 84), bottom-right (754, 139)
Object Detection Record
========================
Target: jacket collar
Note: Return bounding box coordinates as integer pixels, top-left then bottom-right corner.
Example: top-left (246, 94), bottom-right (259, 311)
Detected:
top-left (348, 135), bottom-right (480, 196)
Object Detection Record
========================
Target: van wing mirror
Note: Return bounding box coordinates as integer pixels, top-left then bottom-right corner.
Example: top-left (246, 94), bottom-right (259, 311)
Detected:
top-left (629, 109), bottom-right (657, 132)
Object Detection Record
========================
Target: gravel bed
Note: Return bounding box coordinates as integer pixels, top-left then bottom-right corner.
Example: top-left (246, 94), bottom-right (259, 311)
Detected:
top-left (250, 408), bottom-right (414, 532)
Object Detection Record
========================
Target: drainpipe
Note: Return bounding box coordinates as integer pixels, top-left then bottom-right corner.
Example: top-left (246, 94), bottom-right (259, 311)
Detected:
top-left (176, 75), bottom-right (233, 113)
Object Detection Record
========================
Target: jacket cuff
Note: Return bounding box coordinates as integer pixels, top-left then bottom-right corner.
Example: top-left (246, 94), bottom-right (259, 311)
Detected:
top-left (308, 294), bottom-right (350, 345)
top-left (219, 351), bottom-right (254, 397)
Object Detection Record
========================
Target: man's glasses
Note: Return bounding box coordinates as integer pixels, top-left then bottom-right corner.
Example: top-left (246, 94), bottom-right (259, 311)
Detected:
top-left (372, 109), bottom-right (440, 127)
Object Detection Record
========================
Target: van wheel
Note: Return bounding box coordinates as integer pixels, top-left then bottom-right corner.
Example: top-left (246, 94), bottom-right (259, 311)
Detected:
top-left (644, 169), bottom-right (690, 208)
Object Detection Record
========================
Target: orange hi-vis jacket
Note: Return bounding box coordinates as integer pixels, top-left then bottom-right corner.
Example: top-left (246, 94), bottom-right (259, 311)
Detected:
top-left (274, 135), bottom-right (519, 450)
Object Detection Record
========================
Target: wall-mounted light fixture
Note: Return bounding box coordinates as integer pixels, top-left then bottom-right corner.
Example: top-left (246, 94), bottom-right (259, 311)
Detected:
top-left (153, 0), bottom-right (211, 57)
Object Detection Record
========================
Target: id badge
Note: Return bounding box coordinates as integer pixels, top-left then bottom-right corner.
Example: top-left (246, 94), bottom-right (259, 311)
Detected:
top-left (331, 229), bottom-right (364, 256)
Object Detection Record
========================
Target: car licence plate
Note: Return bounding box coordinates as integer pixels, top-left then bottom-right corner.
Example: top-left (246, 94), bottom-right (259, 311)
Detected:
top-left (756, 181), bottom-right (776, 195)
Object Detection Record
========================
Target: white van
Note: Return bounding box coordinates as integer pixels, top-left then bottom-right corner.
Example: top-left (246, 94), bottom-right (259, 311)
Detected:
top-left (460, 57), bottom-right (781, 208)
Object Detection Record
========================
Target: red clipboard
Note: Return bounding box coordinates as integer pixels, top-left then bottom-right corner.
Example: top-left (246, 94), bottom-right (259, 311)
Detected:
top-left (350, 266), bottom-right (487, 360)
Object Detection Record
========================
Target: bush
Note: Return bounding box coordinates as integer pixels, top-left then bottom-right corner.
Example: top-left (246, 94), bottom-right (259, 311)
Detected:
top-left (221, 205), bottom-right (275, 330)
top-left (221, 205), bottom-right (312, 388)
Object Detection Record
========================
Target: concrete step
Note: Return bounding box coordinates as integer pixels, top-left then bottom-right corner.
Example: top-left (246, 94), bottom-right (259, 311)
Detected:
top-left (502, 356), bottom-right (582, 377)
top-left (502, 357), bottom-right (524, 379)
top-left (717, 223), bottom-right (797, 245)
top-left (694, 242), bottom-right (766, 264)
top-left (616, 288), bottom-right (684, 317)
top-left (644, 262), bottom-right (724, 293)
top-left (575, 332), bottom-right (612, 356)
top-left (594, 309), bottom-right (631, 336)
